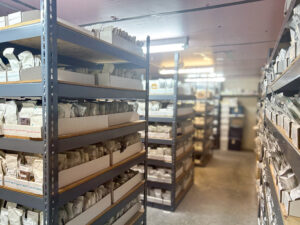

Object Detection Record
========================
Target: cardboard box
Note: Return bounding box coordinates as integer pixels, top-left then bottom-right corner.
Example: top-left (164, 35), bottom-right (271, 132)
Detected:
top-left (3, 124), bottom-right (42, 138)
top-left (66, 194), bottom-right (111, 225)
top-left (283, 116), bottom-right (292, 138)
top-left (0, 16), bottom-right (7, 28)
top-left (164, 155), bottom-right (172, 163)
top-left (0, 174), bottom-right (3, 186)
top-left (278, 114), bottom-right (284, 128)
top-left (8, 10), bottom-right (40, 26)
top-left (113, 173), bottom-right (143, 203)
top-left (20, 67), bottom-right (95, 85)
top-left (291, 123), bottom-right (300, 149)
top-left (282, 191), bottom-right (300, 217)
top-left (58, 155), bottom-right (110, 188)
top-left (4, 115), bottom-right (108, 138)
top-left (112, 142), bottom-right (143, 165)
top-left (177, 146), bottom-right (184, 157)
top-left (4, 176), bottom-right (42, 195)
top-left (148, 196), bottom-right (163, 204)
top-left (112, 203), bottom-right (141, 225)
top-left (7, 70), bottom-right (20, 82)
top-left (178, 107), bottom-right (193, 116)
top-left (163, 199), bottom-right (171, 206)
top-left (272, 112), bottom-right (278, 125)
top-left (0, 71), bottom-right (6, 82)
top-left (58, 115), bottom-right (108, 136)
top-left (176, 167), bottom-right (184, 179)
top-left (97, 73), bottom-right (143, 90)
top-left (108, 112), bottom-right (139, 126)
top-left (290, 42), bottom-right (296, 62)
top-left (99, 28), bottom-right (143, 56)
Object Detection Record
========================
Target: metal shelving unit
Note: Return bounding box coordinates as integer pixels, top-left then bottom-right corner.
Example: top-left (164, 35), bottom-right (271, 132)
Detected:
top-left (144, 52), bottom-right (194, 211)
top-left (0, 1), bottom-right (149, 224)
top-left (259, 2), bottom-right (300, 222)
top-left (194, 89), bottom-right (214, 167)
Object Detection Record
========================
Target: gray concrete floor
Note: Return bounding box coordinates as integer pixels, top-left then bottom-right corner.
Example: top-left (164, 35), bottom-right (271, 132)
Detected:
top-left (147, 150), bottom-right (257, 225)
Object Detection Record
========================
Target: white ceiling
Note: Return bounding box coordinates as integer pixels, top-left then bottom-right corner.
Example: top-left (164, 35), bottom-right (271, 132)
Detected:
top-left (0, 0), bottom-right (285, 77)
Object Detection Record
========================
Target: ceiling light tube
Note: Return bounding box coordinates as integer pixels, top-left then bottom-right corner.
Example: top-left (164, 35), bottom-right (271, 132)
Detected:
top-left (143, 37), bottom-right (188, 54)
top-left (159, 67), bottom-right (214, 75)
top-left (184, 77), bottom-right (225, 83)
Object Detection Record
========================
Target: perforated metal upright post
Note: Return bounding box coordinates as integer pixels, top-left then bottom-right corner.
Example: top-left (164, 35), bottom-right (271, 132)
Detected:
top-left (171, 52), bottom-right (180, 210)
top-left (144, 36), bottom-right (150, 224)
top-left (41, 0), bottom-right (58, 224)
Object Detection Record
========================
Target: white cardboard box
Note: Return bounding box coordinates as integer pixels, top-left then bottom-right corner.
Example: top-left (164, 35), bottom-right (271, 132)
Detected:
top-left (278, 114), bottom-right (284, 128)
top-left (4, 176), bottom-right (42, 195)
top-left (283, 116), bottom-right (292, 138)
top-left (112, 203), bottom-right (141, 225)
top-left (3, 115), bottom-right (108, 138)
top-left (7, 70), bottom-right (20, 82)
top-left (58, 115), bottom-right (108, 136)
top-left (113, 173), bottom-right (143, 203)
top-left (66, 194), bottom-right (111, 225)
top-left (282, 191), bottom-right (300, 217)
top-left (0, 174), bottom-right (3, 186)
top-left (108, 112), bottom-right (139, 126)
top-left (97, 73), bottom-right (143, 90)
top-left (0, 71), bottom-right (6, 82)
top-left (272, 112), bottom-right (278, 124)
top-left (112, 142), bottom-right (143, 165)
top-left (3, 124), bottom-right (42, 138)
top-left (291, 123), bottom-right (300, 149)
top-left (8, 10), bottom-right (40, 26)
top-left (59, 155), bottom-right (110, 188)
top-left (148, 196), bottom-right (163, 204)
top-left (19, 67), bottom-right (95, 85)
top-left (0, 16), bottom-right (7, 27)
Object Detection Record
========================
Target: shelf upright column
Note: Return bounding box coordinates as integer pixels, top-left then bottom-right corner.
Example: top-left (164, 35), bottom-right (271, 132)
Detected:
top-left (144, 36), bottom-right (150, 224)
top-left (171, 52), bottom-right (180, 210)
top-left (40, 0), bottom-right (59, 224)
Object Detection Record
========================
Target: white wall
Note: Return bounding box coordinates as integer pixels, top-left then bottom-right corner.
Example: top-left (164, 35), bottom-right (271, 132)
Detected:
top-left (223, 76), bottom-right (259, 151)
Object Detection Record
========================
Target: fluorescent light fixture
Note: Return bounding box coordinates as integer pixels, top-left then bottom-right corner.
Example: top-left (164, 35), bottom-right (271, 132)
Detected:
top-left (159, 67), bottom-right (214, 75)
top-left (143, 37), bottom-right (188, 54)
top-left (185, 77), bottom-right (225, 83)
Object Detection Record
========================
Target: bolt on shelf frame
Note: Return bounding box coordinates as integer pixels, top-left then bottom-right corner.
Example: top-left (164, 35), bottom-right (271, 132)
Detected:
top-left (0, 0), bottom-right (150, 224)
top-left (145, 52), bottom-right (195, 211)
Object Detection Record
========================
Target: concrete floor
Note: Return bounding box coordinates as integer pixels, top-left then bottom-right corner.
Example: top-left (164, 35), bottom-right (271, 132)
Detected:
top-left (147, 150), bottom-right (257, 225)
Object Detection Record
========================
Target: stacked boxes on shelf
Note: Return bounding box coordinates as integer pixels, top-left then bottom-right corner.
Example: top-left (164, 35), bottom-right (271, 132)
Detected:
top-left (220, 101), bottom-right (230, 151)
top-left (193, 89), bottom-right (214, 165)
top-left (0, 5), bottom-right (149, 225)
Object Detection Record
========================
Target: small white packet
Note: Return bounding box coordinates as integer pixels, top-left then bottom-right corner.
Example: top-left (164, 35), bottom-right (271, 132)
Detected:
top-left (32, 158), bottom-right (43, 183)
top-left (18, 51), bottom-right (35, 69)
top-left (0, 207), bottom-right (9, 225)
top-left (22, 210), bottom-right (39, 225)
top-left (8, 207), bottom-right (23, 225)
top-left (4, 101), bottom-right (18, 125)
top-left (3, 48), bottom-right (20, 71)
top-left (6, 154), bottom-right (18, 177)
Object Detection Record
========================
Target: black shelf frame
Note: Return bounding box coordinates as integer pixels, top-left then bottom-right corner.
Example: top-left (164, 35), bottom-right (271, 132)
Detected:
top-left (0, 2), bottom-right (150, 224)
top-left (146, 52), bottom-right (194, 211)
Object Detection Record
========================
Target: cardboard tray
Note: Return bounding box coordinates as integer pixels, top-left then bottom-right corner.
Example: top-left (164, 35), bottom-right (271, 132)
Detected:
top-left (97, 73), bottom-right (143, 90)
top-left (4, 176), bottom-right (42, 195)
top-left (147, 196), bottom-right (163, 204)
top-left (3, 115), bottom-right (109, 138)
top-left (112, 142), bottom-right (143, 165)
top-left (112, 203), bottom-right (141, 225)
top-left (113, 173), bottom-right (143, 203)
top-left (65, 194), bottom-right (111, 225)
top-left (108, 112), bottom-right (139, 126)
top-left (58, 154), bottom-right (110, 188)
top-left (19, 67), bottom-right (95, 85)
top-left (291, 123), bottom-right (300, 149)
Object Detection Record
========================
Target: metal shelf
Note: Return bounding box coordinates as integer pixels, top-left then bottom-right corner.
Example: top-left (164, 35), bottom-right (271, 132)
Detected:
top-left (59, 121), bottom-right (146, 152)
top-left (267, 54), bottom-right (300, 95)
top-left (0, 81), bottom-right (146, 100)
top-left (221, 94), bottom-right (258, 98)
top-left (141, 112), bottom-right (194, 123)
top-left (149, 95), bottom-right (195, 101)
top-left (0, 186), bottom-right (43, 211)
top-left (0, 137), bottom-right (44, 154)
top-left (265, 118), bottom-right (300, 181)
top-left (0, 20), bottom-right (146, 68)
top-left (89, 182), bottom-right (145, 225)
top-left (58, 151), bottom-right (146, 206)
top-left (147, 181), bottom-right (172, 190)
top-left (264, 161), bottom-right (284, 225)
